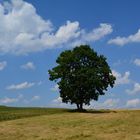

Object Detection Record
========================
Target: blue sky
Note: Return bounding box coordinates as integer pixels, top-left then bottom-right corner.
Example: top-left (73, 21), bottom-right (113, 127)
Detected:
top-left (0, 0), bottom-right (140, 109)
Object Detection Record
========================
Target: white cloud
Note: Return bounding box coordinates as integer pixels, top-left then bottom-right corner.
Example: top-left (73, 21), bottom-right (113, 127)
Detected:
top-left (0, 94), bottom-right (23, 104)
top-left (108, 29), bottom-right (140, 46)
top-left (113, 60), bottom-right (128, 67)
top-left (112, 70), bottom-right (130, 85)
top-left (86, 98), bottom-right (120, 109)
top-left (51, 97), bottom-right (75, 108)
top-left (0, 97), bottom-right (18, 104)
top-left (21, 62), bottom-right (35, 70)
top-left (100, 98), bottom-right (120, 108)
top-left (126, 99), bottom-right (140, 108)
top-left (0, 94), bottom-right (40, 105)
top-left (83, 23), bottom-right (113, 42)
top-left (31, 95), bottom-right (40, 101)
top-left (51, 97), bottom-right (120, 109)
top-left (6, 81), bottom-right (35, 90)
top-left (52, 97), bottom-right (62, 103)
top-left (22, 95), bottom-right (40, 104)
top-left (51, 84), bottom-right (59, 92)
top-left (0, 0), bottom-right (112, 55)
top-left (134, 59), bottom-right (140, 66)
top-left (51, 97), bottom-right (65, 107)
top-left (126, 83), bottom-right (140, 94)
top-left (0, 61), bottom-right (7, 70)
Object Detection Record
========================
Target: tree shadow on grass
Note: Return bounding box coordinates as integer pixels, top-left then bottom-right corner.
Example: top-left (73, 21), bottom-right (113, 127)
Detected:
top-left (67, 109), bottom-right (117, 114)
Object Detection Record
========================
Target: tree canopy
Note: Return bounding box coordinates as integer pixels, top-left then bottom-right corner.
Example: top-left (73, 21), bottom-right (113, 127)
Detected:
top-left (48, 45), bottom-right (116, 110)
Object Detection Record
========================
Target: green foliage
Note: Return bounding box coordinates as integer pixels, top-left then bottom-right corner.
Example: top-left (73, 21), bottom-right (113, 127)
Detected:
top-left (49, 45), bottom-right (116, 110)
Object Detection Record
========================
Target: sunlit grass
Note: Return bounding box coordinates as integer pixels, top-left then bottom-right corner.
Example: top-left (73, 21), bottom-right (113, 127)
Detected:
top-left (0, 106), bottom-right (140, 140)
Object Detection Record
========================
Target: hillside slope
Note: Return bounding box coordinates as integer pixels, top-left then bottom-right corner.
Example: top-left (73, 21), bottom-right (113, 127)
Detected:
top-left (0, 108), bottom-right (140, 140)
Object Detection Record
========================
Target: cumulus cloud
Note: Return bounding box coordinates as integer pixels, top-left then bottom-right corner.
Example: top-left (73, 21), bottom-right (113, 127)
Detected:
top-left (126, 99), bottom-right (140, 108)
top-left (6, 81), bottom-right (35, 90)
top-left (112, 70), bottom-right (130, 85)
top-left (134, 58), bottom-right (140, 66)
top-left (0, 61), bottom-right (7, 70)
top-left (21, 62), bottom-right (35, 70)
top-left (108, 29), bottom-right (140, 46)
top-left (0, 0), bottom-right (112, 55)
top-left (126, 83), bottom-right (140, 94)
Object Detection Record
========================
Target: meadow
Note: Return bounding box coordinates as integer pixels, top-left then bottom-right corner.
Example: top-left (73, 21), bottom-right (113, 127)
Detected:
top-left (0, 106), bottom-right (140, 140)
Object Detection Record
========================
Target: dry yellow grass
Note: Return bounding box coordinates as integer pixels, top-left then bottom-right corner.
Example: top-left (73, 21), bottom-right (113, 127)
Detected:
top-left (0, 110), bottom-right (140, 140)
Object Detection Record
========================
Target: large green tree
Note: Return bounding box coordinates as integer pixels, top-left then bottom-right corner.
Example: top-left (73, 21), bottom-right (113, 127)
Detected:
top-left (49, 45), bottom-right (116, 110)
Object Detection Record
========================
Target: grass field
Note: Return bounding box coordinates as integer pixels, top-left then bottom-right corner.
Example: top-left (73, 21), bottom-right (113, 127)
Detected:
top-left (0, 106), bottom-right (68, 122)
top-left (0, 106), bottom-right (140, 140)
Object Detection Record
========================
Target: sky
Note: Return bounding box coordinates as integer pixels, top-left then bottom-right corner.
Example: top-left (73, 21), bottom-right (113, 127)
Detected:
top-left (0, 0), bottom-right (140, 109)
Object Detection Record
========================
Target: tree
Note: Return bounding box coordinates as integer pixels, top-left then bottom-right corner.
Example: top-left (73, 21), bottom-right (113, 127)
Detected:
top-left (48, 45), bottom-right (116, 111)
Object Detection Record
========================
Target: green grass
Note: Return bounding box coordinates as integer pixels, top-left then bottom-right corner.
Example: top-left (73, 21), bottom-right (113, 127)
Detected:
top-left (0, 106), bottom-right (140, 140)
top-left (0, 106), bottom-right (68, 121)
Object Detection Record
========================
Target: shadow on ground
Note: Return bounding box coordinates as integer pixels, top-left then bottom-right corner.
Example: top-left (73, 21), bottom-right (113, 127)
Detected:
top-left (67, 109), bottom-right (117, 114)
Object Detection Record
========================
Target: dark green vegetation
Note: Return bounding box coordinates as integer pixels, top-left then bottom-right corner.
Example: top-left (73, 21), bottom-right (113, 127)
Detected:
top-left (0, 106), bottom-right (68, 122)
top-left (0, 107), bottom-right (140, 140)
top-left (49, 45), bottom-right (116, 110)
top-left (0, 106), bottom-right (113, 122)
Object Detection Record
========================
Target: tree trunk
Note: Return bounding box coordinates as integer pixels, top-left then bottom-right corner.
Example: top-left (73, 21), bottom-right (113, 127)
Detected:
top-left (76, 103), bottom-right (83, 111)
top-left (80, 103), bottom-right (83, 110)
top-left (76, 104), bottom-right (80, 110)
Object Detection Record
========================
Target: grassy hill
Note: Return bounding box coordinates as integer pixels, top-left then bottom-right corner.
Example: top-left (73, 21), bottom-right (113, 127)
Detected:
top-left (0, 106), bottom-right (140, 140)
top-left (0, 106), bottom-right (69, 121)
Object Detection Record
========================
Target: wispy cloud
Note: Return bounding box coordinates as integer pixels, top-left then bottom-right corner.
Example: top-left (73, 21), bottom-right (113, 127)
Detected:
top-left (102, 99), bottom-right (120, 108)
top-left (21, 62), bottom-right (35, 70)
top-left (126, 99), bottom-right (140, 108)
top-left (51, 97), bottom-right (120, 109)
top-left (6, 81), bottom-right (35, 90)
top-left (0, 97), bottom-right (18, 104)
top-left (0, 94), bottom-right (23, 104)
top-left (23, 95), bottom-right (40, 104)
top-left (82, 23), bottom-right (113, 42)
top-left (108, 29), bottom-right (140, 46)
top-left (126, 83), bottom-right (140, 94)
top-left (0, 0), bottom-right (113, 55)
top-left (87, 98), bottom-right (120, 109)
top-left (0, 61), bottom-right (7, 71)
top-left (0, 94), bottom-right (40, 105)
top-left (50, 97), bottom-right (75, 108)
top-left (52, 97), bottom-right (62, 104)
top-left (31, 96), bottom-right (40, 101)
top-left (134, 58), bottom-right (140, 66)
top-left (37, 81), bottom-right (43, 86)
top-left (51, 84), bottom-right (59, 92)
top-left (113, 59), bottom-right (128, 67)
